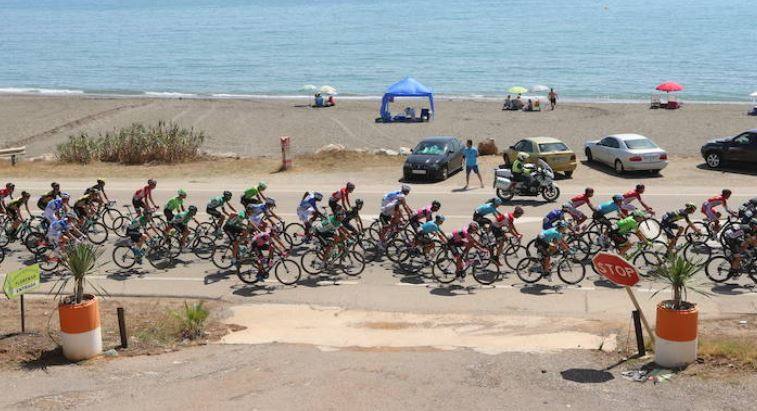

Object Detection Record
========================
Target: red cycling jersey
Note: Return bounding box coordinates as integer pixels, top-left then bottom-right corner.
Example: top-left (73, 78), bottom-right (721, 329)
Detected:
top-left (414, 206), bottom-right (433, 220)
top-left (0, 188), bottom-right (11, 198)
top-left (703, 195), bottom-right (727, 209)
top-left (331, 187), bottom-right (349, 201)
top-left (570, 194), bottom-right (591, 207)
top-left (492, 212), bottom-right (514, 228)
top-left (134, 185), bottom-right (152, 200)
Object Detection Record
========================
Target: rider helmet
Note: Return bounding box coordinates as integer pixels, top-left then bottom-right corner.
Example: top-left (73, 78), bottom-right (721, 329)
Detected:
top-left (51, 182), bottom-right (60, 189)
top-left (612, 194), bottom-right (623, 203)
top-left (258, 182), bottom-right (267, 191)
top-left (585, 187), bottom-right (594, 196)
top-left (223, 190), bottom-right (232, 200)
top-left (313, 192), bottom-right (323, 201)
top-left (335, 209), bottom-right (347, 220)
top-left (354, 199), bottom-right (364, 210)
top-left (722, 189), bottom-right (732, 198)
top-left (514, 206), bottom-right (524, 216)
top-left (401, 184), bottom-right (411, 194)
top-left (178, 189), bottom-right (187, 197)
top-left (6, 183), bottom-right (14, 189)
top-left (555, 221), bottom-right (568, 230)
top-left (635, 184), bottom-right (645, 192)
top-left (517, 152), bottom-right (529, 161)
top-left (435, 215), bottom-right (446, 224)
top-left (60, 192), bottom-right (70, 200)
top-left (346, 182), bottom-right (356, 191)
top-left (431, 200), bottom-right (441, 211)
top-left (147, 179), bottom-right (157, 187)
top-left (96, 178), bottom-right (105, 186)
top-left (21, 191), bottom-right (30, 198)
top-left (187, 205), bottom-right (198, 213)
top-left (684, 202), bottom-right (696, 212)
top-left (492, 198), bottom-right (504, 207)
top-left (468, 222), bottom-right (479, 231)
top-left (265, 198), bottom-right (276, 207)
top-left (245, 203), bottom-right (256, 212)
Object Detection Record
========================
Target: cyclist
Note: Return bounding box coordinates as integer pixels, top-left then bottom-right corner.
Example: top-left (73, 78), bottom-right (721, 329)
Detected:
top-left (44, 193), bottom-right (71, 224)
top-left (472, 198), bottom-right (503, 226)
top-left (241, 182), bottom-right (268, 207)
top-left (593, 194), bottom-right (624, 230)
top-left (164, 189), bottom-right (188, 222)
top-left (722, 220), bottom-right (757, 274)
top-left (329, 182), bottom-right (356, 214)
top-left (410, 200), bottom-right (441, 231)
top-left (72, 192), bottom-right (96, 222)
top-left (0, 183), bottom-right (15, 214)
top-left (224, 207), bottom-right (251, 262)
top-left (621, 184), bottom-right (654, 216)
top-left (297, 192), bottom-right (324, 234)
top-left (448, 222), bottom-right (488, 275)
top-left (248, 228), bottom-right (288, 281)
top-left (661, 203), bottom-right (699, 254)
top-left (342, 198), bottom-right (365, 235)
top-left (170, 205), bottom-right (199, 247)
top-left (84, 179), bottom-right (109, 208)
top-left (125, 209), bottom-right (159, 262)
top-left (37, 182), bottom-right (61, 211)
top-left (412, 214), bottom-right (447, 250)
top-left (542, 205), bottom-right (570, 230)
top-left (46, 218), bottom-right (83, 250)
top-left (206, 191), bottom-right (237, 228)
top-left (133, 179), bottom-right (158, 216)
top-left (508, 152), bottom-right (533, 191)
top-left (535, 220), bottom-right (570, 274)
top-left (610, 211), bottom-right (648, 256)
top-left (564, 187), bottom-right (596, 227)
top-left (378, 185), bottom-right (413, 245)
top-left (250, 198), bottom-right (283, 230)
top-left (701, 189), bottom-right (736, 232)
top-left (312, 208), bottom-right (349, 265)
top-left (491, 206), bottom-right (524, 257)
top-left (5, 191), bottom-right (31, 239)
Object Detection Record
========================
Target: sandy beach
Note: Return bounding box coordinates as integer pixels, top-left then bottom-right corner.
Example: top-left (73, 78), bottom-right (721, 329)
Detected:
top-left (0, 95), bottom-right (754, 158)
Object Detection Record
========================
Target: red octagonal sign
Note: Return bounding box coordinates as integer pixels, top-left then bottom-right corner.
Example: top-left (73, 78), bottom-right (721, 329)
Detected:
top-left (591, 252), bottom-right (640, 287)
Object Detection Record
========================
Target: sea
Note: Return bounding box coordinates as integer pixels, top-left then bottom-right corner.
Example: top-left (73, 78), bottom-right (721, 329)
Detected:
top-left (1, 0), bottom-right (755, 102)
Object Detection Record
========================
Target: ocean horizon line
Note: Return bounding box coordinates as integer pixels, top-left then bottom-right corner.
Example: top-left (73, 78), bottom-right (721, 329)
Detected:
top-left (0, 87), bottom-right (752, 106)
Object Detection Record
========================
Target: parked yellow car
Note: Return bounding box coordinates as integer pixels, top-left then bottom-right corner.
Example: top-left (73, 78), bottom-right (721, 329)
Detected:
top-left (503, 137), bottom-right (577, 178)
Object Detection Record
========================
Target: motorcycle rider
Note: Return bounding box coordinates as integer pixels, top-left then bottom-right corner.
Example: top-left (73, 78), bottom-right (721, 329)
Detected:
top-left (508, 152), bottom-right (534, 192)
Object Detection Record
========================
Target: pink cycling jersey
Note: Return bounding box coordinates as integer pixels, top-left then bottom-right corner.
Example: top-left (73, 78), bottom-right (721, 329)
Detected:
top-left (452, 228), bottom-right (469, 241)
top-left (415, 206), bottom-right (433, 220)
top-left (622, 190), bottom-right (641, 204)
top-left (134, 185), bottom-right (152, 200)
top-left (704, 195), bottom-right (726, 208)
top-left (252, 231), bottom-right (271, 246)
top-left (569, 194), bottom-right (591, 207)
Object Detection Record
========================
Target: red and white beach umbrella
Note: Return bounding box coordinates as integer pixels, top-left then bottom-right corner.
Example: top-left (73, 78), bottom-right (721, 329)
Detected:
top-left (655, 82), bottom-right (683, 93)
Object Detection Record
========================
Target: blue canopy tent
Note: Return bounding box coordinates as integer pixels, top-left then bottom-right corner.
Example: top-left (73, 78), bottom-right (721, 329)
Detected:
top-left (379, 77), bottom-right (434, 122)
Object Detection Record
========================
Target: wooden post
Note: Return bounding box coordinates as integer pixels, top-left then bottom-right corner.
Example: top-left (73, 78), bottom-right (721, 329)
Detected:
top-left (20, 295), bottom-right (26, 333)
top-left (625, 286), bottom-right (655, 344)
top-left (117, 307), bottom-right (128, 349)
top-left (11, 154), bottom-right (17, 166)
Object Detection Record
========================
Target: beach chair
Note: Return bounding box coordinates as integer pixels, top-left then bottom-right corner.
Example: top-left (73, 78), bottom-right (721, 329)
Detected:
top-left (650, 94), bottom-right (661, 109)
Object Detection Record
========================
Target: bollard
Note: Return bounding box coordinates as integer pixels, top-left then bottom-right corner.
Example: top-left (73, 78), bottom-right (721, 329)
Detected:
top-left (117, 307), bottom-right (128, 349)
top-left (633, 310), bottom-right (645, 357)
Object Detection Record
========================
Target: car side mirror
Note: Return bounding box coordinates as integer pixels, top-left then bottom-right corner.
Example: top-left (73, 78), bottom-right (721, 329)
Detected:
top-left (509, 145), bottom-right (515, 149)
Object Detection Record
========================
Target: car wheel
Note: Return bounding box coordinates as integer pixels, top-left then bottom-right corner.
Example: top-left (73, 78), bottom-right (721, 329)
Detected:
top-left (705, 152), bottom-right (722, 169)
top-left (585, 148), bottom-right (593, 162)
top-left (439, 166), bottom-right (449, 181)
top-left (649, 169), bottom-right (660, 176)
top-left (564, 170), bottom-right (573, 178)
top-left (614, 159), bottom-right (624, 175)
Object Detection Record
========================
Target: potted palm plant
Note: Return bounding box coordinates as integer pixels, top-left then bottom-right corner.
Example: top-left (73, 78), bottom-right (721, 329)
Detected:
top-left (54, 242), bottom-right (105, 361)
top-left (651, 253), bottom-right (708, 368)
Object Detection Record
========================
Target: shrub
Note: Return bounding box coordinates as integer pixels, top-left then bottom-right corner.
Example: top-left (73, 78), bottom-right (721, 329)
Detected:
top-left (56, 121), bottom-right (205, 165)
top-left (171, 301), bottom-right (210, 340)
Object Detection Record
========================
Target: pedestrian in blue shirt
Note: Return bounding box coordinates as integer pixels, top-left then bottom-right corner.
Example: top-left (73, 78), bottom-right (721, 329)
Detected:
top-left (463, 139), bottom-right (484, 189)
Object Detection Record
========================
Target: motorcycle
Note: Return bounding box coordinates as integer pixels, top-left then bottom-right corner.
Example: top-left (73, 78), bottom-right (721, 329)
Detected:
top-left (492, 159), bottom-right (560, 202)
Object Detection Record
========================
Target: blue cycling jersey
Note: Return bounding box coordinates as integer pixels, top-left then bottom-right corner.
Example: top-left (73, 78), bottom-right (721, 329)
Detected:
top-left (597, 201), bottom-right (619, 216)
top-left (299, 195), bottom-right (318, 209)
top-left (421, 221), bottom-right (440, 234)
top-left (539, 228), bottom-right (563, 243)
top-left (542, 209), bottom-right (564, 229)
top-left (475, 203), bottom-right (497, 216)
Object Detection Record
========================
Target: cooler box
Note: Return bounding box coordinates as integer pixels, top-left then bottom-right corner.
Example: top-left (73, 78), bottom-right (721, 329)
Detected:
top-left (494, 168), bottom-right (512, 178)
top-left (494, 176), bottom-right (511, 189)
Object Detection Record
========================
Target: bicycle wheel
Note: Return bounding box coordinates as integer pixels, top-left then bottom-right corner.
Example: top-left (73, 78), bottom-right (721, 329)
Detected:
top-left (682, 241), bottom-right (711, 264)
top-left (196, 222), bottom-right (216, 238)
top-left (525, 238), bottom-right (538, 256)
top-left (367, 220), bottom-right (382, 242)
top-left (192, 235), bottom-right (216, 260)
top-left (472, 259), bottom-right (501, 285)
top-left (432, 251), bottom-right (458, 284)
top-left (685, 221), bottom-right (710, 243)
top-left (85, 221), bottom-right (109, 244)
top-left (103, 208), bottom-right (123, 231)
top-left (111, 216), bottom-right (130, 238)
top-left (166, 235), bottom-right (183, 258)
top-left (300, 249), bottom-right (325, 275)
top-left (274, 259), bottom-right (302, 285)
top-left (705, 256), bottom-right (731, 283)
top-left (339, 250), bottom-right (365, 276)
top-left (146, 243), bottom-right (173, 269)
top-left (211, 245), bottom-right (234, 270)
top-left (503, 244), bottom-right (528, 270)
top-left (385, 238), bottom-right (408, 263)
top-left (24, 232), bottom-right (45, 254)
top-left (112, 246), bottom-right (138, 269)
top-left (358, 237), bottom-right (382, 263)
top-left (237, 259), bottom-right (263, 284)
top-left (515, 257), bottom-right (543, 284)
top-left (639, 218), bottom-right (661, 240)
top-left (36, 251), bottom-right (59, 272)
top-left (557, 258), bottom-right (586, 285)
top-left (284, 223), bottom-right (307, 247)
top-left (0, 222), bottom-right (10, 247)
top-left (566, 237), bottom-right (592, 263)
top-left (632, 251), bottom-right (662, 278)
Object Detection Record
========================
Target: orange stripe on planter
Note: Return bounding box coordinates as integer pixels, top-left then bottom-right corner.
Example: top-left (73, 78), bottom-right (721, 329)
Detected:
top-left (59, 298), bottom-right (101, 334)
top-left (655, 303), bottom-right (698, 342)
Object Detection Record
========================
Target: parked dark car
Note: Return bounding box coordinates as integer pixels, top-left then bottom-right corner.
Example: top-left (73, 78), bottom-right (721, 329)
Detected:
top-left (403, 136), bottom-right (464, 181)
top-left (701, 129), bottom-right (757, 169)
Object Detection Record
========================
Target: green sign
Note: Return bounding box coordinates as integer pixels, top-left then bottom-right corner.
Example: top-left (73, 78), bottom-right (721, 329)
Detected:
top-left (3, 264), bottom-right (41, 299)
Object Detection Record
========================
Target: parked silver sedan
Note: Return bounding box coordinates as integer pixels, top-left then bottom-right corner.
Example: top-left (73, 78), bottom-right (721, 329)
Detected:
top-left (584, 133), bottom-right (668, 175)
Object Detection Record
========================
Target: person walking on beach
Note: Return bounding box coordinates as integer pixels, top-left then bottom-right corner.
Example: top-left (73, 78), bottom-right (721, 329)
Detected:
top-left (463, 139), bottom-right (484, 190)
top-left (548, 88), bottom-right (558, 110)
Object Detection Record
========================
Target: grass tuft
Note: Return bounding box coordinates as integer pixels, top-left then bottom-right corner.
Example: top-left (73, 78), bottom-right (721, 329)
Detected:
top-left (699, 337), bottom-right (757, 369)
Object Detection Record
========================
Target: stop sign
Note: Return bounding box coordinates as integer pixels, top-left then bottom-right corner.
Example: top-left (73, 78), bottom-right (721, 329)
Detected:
top-left (591, 252), bottom-right (640, 286)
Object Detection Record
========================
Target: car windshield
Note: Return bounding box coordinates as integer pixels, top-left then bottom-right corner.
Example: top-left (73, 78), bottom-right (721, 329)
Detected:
top-left (624, 139), bottom-right (657, 149)
top-left (538, 142), bottom-right (569, 153)
top-left (414, 142), bottom-right (447, 155)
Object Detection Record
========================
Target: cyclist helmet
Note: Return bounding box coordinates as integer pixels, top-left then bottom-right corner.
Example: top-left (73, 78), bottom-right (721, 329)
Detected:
top-left (492, 198), bottom-right (504, 207)
top-left (468, 221), bottom-right (479, 231)
top-left (60, 192), bottom-right (70, 200)
top-left (335, 209), bottom-right (347, 220)
top-left (585, 187), bottom-right (594, 196)
top-left (258, 181), bottom-right (267, 191)
top-left (750, 197), bottom-right (757, 207)
top-left (431, 200), bottom-right (441, 211)
top-left (632, 210), bottom-right (646, 219)
top-left (514, 206), bottom-right (524, 216)
top-left (21, 191), bottom-right (30, 198)
top-left (684, 202), bottom-right (696, 212)
top-left (51, 182), bottom-right (59, 188)
top-left (96, 178), bottom-right (105, 186)
top-left (223, 190), bottom-right (232, 200)
top-left (722, 189), bottom-right (732, 197)
top-left (246, 203), bottom-right (256, 212)
top-left (561, 203), bottom-right (570, 211)
top-left (555, 221), bottom-right (568, 230)
top-left (6, 183), bottom-right (14, 189)
top-left (313, 192), bottom-right (323, 201)
top-left (435, 215), bottom-right (446, 224)
top-left (612, 194), bottom-right (623, 202)
top-left (354, 199), bottom-right (364, 210)
top-left (147, 179), bottom-right (156, 187)
top-left (265, 198), bottom-right (276, 207)
top-left (178, 189), bottom-right (187, 197)
top-left (188, 205), bottom-right (198, 213)
top-left (346, 182), bottom-right (356, 191)
top-left (517, 152), bottom-right (529, 161)
top-left (635, 184), bottom-right (645, 192)
top-left (401, 184), bottom-right (411, 194)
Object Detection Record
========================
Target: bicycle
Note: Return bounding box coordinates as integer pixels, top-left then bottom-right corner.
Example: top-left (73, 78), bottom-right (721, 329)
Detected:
top-left (432, 243), bottom-right (501, 285)
top-left (515, 247), bottom-right (587, 285)
top-left (236, 247), bottom-right (302, 285)
top-left (705, 250), bottom-right (756, 284)
top-left (111, 235), bottom-right (174, 269)
top-left (300, 235), bottom-right (366, 277)
top-left (94, 200), bottom-right (124, 231)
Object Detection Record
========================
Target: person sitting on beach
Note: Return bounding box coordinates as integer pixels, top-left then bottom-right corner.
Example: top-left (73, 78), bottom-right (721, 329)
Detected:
top-left (534, 98), bottom-right (541, 111)
top-left (514, 94), bottom-right (524, 110)
top-left (525, 99), bottom-right (534, 112)
top-left (502, 95), bottom-right (512, 110)
top-left (404, 106), bottom-right (416, 119)
top-left (326, 95), bottom-right (335, 107)
top-left (314, 93), bottom-right (324, 107)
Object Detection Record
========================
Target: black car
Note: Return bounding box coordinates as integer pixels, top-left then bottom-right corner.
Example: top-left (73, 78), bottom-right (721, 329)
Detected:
top-left (403, 136), bottom-right (465, 181)
top-left (701, 129), bottom-right (757, 169)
